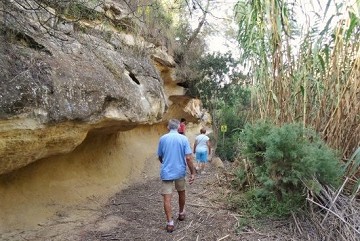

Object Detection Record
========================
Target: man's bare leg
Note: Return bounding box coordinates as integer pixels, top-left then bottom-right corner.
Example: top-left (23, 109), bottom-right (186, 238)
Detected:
top-left (178, 190), bottom-right (185, 213)
top-left (163, 194), bottom-right (172, 222)
top-left (178, 190), bottom-right (186, 221)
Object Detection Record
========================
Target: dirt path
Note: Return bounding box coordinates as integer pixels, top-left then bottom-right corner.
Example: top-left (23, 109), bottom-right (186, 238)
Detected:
top-left (2, 162), bottom-right (311, 241)
top-left (80, 165), bottom-right (239, 241)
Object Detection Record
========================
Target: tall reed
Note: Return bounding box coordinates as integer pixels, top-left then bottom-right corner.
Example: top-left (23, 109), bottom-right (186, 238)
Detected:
top-left (235, 0), bottom-right (360, 159)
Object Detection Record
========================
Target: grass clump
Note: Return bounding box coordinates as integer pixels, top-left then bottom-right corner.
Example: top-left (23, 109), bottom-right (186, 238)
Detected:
top-left (66, 2), bottom-right (102, 21)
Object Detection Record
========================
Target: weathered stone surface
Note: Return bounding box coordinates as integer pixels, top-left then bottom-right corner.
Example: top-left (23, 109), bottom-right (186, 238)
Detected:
top-left (0, 0), bottom-right (172, 174)
top-left (0, 0), bottom-right (210, 233)
top-left (211, 157), bottom-right (225, 169)
top-left (0, 32), bottom-right (166, 123)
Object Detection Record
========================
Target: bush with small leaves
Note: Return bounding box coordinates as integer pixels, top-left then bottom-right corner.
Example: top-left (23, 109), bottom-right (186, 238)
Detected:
top-left (234, 121), bottom-right (343, 217)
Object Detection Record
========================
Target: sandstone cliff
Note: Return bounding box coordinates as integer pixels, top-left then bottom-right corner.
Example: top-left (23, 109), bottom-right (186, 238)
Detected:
top-left (0, 0), bottom-right (171, 175)
top-left (0, 0), bottom-right (207, 231)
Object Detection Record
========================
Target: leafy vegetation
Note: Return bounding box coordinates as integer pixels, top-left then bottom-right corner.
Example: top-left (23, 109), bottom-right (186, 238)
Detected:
top-left (222, 2), bottom-right (360, 229)
top-left (134, 1), bottom-right (174, 47)
top-left (230, 121), bottom-right (343, 217)
top-left (185, 51), bottom-right (251, 160)
top-left (4, 0), bottom-right (358, 225)
top-left (234, 0), bottom-right (360, 159)
top-left (65, 2), bottom-right (102, 21)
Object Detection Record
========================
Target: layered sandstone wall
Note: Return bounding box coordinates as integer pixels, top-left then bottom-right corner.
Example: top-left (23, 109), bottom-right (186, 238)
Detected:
top-left (0, 125), bottom-right (166, 230)
top-left (0, 0), bottom-right (168, 175)
top-left (0, 0), bottom-right (209, 232)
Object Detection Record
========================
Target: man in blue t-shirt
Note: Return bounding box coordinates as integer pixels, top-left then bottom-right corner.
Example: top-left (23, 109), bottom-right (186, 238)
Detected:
top-left (157, 119), bottom-right (196, 233)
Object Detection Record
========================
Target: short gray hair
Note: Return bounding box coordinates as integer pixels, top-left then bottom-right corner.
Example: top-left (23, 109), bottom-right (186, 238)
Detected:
top-left (168, 119), bottom-right (180, 130)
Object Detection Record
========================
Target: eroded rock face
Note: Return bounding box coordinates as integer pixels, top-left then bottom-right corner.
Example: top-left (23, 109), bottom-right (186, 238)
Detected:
top-left (0, 1), bottom-right (210, 233)
top-left (0, 124), bottom-right (166, 231)
top-left (0, 0), bottom-right (172, 175)
top-left (0, 23), bottom-right (165, 123)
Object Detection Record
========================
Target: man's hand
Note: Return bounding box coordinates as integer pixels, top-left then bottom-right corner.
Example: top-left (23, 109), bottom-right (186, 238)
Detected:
top-left (185, 153), bottom-right (195, 184)
top-left (189, 174), bottom-right (195, 184)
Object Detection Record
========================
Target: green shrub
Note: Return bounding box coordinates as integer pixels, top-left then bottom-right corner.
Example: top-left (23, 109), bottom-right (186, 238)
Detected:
top-left (249, 188), bottom-right (304, 217)
top-left (66, 2), bottom-right (101, 21)
top-left (215, 104), bottom-right (249, 161)
top-left (234, 121), bottom-right (343, 217)
top-left (217, 132), bottom-right (241, 161)
top-left (240, 120), bottom-right (273, 165)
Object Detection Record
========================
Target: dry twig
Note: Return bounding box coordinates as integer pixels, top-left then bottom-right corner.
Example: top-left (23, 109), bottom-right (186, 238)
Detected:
top-left (188, 202), bottom-right (221, 209)
top-left (306, 179), bottom-right (360, 241)
top-left (217, 234), bottom-right (230, 241)
top-left (291, 212), bottom-right (302, 235)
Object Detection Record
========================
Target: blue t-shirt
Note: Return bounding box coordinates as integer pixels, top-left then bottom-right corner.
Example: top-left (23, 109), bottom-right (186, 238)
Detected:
top-left (157, 130), bottom-right (192, 180)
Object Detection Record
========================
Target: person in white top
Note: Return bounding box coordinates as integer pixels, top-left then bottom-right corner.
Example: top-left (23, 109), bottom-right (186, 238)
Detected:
top-left (193, 128), bottom-right (211, 174)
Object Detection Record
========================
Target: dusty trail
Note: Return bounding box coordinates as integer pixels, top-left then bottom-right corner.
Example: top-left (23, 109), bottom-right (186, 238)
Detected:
top-left (1, 162), bottom-right (311, 241)
top-left (76, 162), bottom-right (316, 241)
top-left (81, 165), bottom-right (239, 241)
top-left (1, 163), bottom-right (238, 241)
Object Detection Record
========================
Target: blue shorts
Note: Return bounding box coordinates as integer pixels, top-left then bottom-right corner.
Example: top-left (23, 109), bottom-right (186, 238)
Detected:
top-left (196, 151), bottom-right (208, 163)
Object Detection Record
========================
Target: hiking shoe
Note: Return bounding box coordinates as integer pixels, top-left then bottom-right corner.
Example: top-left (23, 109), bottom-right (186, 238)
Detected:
top-left (166, 225), bottom-right (174, 233)
top-left (178, 213), bottom-right (186, 221)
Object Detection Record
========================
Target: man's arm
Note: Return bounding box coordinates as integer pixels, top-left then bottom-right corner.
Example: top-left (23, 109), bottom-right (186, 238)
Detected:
top-left (193, 140), bottom-right (197, 154)
top-left (157, 138), bottom-right (162, 163)
top-left (207, 140), bottom-right (211, 155)
top-left (185, 154), bottom-right (195, 184)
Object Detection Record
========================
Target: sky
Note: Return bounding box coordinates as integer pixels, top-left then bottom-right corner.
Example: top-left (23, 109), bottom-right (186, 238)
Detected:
top-left (205, 0), bottom-right (359, 54)
top-left (205, 0), bottom-right (239, 54)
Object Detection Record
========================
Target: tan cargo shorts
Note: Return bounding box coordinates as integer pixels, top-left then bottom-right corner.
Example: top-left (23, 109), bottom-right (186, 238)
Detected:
top-left (161, 178), bottom-right (186, 195)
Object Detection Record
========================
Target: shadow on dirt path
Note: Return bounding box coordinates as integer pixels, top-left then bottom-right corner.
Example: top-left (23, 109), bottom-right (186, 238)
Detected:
top-left (80, 164), bottom-right (239, 241)
top-left (1, 162), bottom-right (314, 241)
top-left (77, 161), bottom-right (318, 241)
